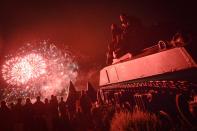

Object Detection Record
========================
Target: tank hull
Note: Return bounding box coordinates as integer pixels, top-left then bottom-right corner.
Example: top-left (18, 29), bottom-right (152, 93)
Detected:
top-left (98, 47), bottom-right (197, 127)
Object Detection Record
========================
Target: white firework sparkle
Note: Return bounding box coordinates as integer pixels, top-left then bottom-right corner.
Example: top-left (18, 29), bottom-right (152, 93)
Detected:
top-left (1, 41), bottom-right (78, 101)
top-left (2, 53), bottom-right (46, 86)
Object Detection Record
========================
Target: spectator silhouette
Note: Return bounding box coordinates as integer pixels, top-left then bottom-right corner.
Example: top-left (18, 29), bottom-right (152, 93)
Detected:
top-left (58, 97), bottom-right (70, 131)
top-left (44, 98), bottom-right (50, 116)
top-left (59, 97), bottom-right (67, 118)
top-left (13, 98), bottom-right (24, 131)
top-left (44, 98), bottom-right (52, 131)
top-left (66, 81), bottom-right (78, 121)
top-left (50, 95), bottom-right (59, 131)
top-left (79, 90), bottom-right (92, 116)
top-left (24, 98), bottom-right (34, 131)
top-left (33, 96), bottom-right (46, 131)
top-left (0, 101), bottom-right (11, 131)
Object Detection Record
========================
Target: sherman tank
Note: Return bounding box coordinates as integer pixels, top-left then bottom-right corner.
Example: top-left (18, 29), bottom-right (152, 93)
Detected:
top-left (98, 42), bottom-right (197, 127)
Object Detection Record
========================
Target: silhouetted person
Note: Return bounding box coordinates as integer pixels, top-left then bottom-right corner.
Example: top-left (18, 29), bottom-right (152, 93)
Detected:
top-left (66, 95), bottom-right (76, 121)
top-left (33, 96), bottom-right (46, 131)
top-left (120, 13), bottom-right (142, 35)
top-left (9, 102), bottom-right (15, 110)
top-left (0, 101), bottom-right (11, 131)
top-left (13, 98), bottom-right (24, 131)
top-left (79, 90), bottom-right (92, 116)
top-left (119, 13), bottom-right (144, 55)
top-left (108, 23), bottom-right (125, 61)
top-left (9, 102), bottom-right (15, 131)
top-left (24, 98), bottom-right (34, 131)
top-left (50, 95), bottom-right (59, 117)
top-left (111, 23), bottom-right (122, 45)
top-left (59, 97), bottom-right (67, 118)
top-left (120, 13), bottom-right (131, 35)
top-left (91, 102), bottom-right (103, 131)
top-left (34, 96), bottom-right (45, 116)
top-left (58, 97), bottom-right (70, 131)
top-left (44, 98), bottom-right (50, 115)
top-left (50, 95), bottom-right (59, 131)
top-left (44, 98), bottom-right (51, 131)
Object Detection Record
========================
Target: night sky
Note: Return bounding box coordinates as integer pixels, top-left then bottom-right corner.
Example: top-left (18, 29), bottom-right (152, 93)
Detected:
top-left (0, 0), bottom-right (196, 89)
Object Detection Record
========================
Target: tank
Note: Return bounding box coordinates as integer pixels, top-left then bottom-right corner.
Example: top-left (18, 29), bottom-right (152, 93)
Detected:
top-left (98, 45), bottom-right (197, 127)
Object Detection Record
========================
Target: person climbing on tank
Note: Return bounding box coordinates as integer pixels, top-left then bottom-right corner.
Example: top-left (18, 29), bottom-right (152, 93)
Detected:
top-left (119, 13), bottom-right (144, 55)
top-left (106, 23), bottom-right (122, 64)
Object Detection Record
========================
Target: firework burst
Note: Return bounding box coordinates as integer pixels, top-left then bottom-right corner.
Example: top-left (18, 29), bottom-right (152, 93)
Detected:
top-left (1, 41), bottom-right (78, 101)
top-left (2, 53), bottom-right (46, 86)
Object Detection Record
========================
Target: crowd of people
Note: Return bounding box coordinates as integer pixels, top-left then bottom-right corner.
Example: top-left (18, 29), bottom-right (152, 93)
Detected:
top-left (0, 91), bottom-right (113, 131)
top-left (0, 87), bottom-right (141, 131)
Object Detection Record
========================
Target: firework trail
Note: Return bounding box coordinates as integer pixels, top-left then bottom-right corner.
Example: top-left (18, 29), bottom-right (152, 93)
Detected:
top-left (1, 41), bottom-right (78, 101)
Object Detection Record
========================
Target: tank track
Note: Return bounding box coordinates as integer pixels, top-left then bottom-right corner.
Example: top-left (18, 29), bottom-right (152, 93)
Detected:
top-left (98, 80), bottom-right (197, 127)
top-left (100, 80), bottom-right (196, 93)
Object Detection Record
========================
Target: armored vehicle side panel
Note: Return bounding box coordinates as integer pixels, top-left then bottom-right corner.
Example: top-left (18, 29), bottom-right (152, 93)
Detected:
top-left (98, 47), bottom-right (197, 127)
top-left (100, 47), bottom-right (196, 86)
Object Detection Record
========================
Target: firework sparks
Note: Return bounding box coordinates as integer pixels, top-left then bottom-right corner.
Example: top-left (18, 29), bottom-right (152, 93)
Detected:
top-left (2, 53), bottom-right (46, 86)
top-left (1, 41), bottom-right (78, 101)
